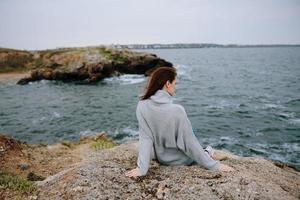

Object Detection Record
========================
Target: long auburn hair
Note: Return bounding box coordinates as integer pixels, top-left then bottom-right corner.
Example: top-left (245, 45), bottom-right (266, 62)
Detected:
top-left (140, 67), bottom-right (177, 100)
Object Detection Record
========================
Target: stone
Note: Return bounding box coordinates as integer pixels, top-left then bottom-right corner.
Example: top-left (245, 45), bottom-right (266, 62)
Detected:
top-left (36, 142), bottom-right (300, 200)
top-left (18, 163), bottom-right (30, 170)
top-left (10, 47), bottom-right (174, 85)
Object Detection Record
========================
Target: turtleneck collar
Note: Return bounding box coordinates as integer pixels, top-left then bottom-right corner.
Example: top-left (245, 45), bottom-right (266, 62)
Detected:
top-left (149, 89), bottom-right (173, 104)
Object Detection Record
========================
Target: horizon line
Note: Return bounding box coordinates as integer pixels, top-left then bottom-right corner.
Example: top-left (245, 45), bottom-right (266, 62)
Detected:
top-left (1, 43), bottom-right (300, 52)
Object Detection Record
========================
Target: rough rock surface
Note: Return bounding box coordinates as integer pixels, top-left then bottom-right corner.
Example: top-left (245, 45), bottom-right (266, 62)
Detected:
top-left (0, 48), bottom-right (33, 73)
top-left (36, 142), bottom-right (300, 200)
top-left (0, 47), bottom-right (172, 85)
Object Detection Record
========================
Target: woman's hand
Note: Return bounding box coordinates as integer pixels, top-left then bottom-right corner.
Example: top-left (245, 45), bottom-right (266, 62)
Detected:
top-left (125, 167), bottom-right (143, 178)
top-left (219, 163), bottom-right (235, 172)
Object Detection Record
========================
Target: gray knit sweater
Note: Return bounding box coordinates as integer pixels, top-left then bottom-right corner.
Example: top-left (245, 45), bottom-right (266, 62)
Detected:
top-left (136, 89), bottom-right (220, 175)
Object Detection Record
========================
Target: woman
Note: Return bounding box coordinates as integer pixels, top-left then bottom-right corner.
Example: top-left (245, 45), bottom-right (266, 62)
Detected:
top-left (125, 67), bottom-right (234, 178)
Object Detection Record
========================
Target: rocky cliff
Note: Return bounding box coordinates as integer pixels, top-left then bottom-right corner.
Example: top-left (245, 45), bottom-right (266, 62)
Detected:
top-left (0, 133), bottom-right (299, 199)
top-left (0, 47), bottom-right (173, 85)
top-left (37, 143), bottom-right (299, 200)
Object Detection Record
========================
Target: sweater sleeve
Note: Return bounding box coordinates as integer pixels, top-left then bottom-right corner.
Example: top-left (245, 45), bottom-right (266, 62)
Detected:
top-left (136, 103), bottom-right (154, 176)
top-left (176, 106), bottom-right (220, 171)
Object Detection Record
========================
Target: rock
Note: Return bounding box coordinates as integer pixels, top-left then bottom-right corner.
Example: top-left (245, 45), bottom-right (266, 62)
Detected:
top-left (16, 77), bottom-right (35, 85)
top-left (27, 172), bottom-right (46, 181)
top-left (0, 134), bottom-right (23, 156)
top-left (36, 142), bottom-right (300, 200)
top-left (18, 163), bottom-right (30, 170)
top-left (93, 132), bottom-right (108, 141)
top-left (0, 47), bottom-right (174, 85)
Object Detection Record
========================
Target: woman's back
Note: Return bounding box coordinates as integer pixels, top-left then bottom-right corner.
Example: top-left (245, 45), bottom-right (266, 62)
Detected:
top-left (136, 89), bottom-right (219, 175)
top-left (125, 67), bottom-right (233, 178)
top-left (138, 89), bottom-right (195, 166)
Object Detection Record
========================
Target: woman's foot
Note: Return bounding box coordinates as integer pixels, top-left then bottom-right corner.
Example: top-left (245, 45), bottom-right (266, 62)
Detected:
top-left (204, 145), bottom-right (214, 158)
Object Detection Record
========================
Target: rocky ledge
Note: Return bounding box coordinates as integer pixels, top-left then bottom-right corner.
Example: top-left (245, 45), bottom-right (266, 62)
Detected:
top-left (0, 47), bottom-right (173, 85)
top-left (0, 133), bottom-right (299, 200)
top-left (37, 144), bottom-right (299, 200)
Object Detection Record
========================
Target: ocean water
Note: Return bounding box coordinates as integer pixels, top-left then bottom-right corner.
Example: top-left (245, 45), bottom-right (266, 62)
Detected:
top-left (0, 47), bottom-right (299, 169)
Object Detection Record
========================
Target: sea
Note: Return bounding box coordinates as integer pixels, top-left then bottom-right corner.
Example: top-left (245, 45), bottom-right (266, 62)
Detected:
top-left (0, 47), bottom-right (299, 170)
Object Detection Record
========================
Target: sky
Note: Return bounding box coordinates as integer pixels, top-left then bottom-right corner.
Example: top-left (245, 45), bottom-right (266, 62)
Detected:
top-left (0, 0), bottom-right (300, 50)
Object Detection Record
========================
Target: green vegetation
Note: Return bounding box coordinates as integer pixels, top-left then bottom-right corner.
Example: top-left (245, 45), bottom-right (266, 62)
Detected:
top-left (97, 47), bottom-right (129, 64)
top-left (34, 58), bottom-right (44, 68)
top-left (97, 48), bottom-right (113, 60)
top-left (0, 48), bottom-right (29, 54)
top-left (61, 139), bottom-right (72, 148)
top-left (0, 170), bottom-right (37, 195)
top-left (0, 46), bottom-right (144, 73)
top-left (38, 48), bottom-right (70, 58)
top-left (115, 56), bottom-right (129, 64)
top-left (39, 141), bottom-right (48, 147)
top-left (90, 138), bottom-right (116, 150)
top-left (0, 66), bottom-right (30, 73)
top-left (0, 53), bottom-right (33, 73)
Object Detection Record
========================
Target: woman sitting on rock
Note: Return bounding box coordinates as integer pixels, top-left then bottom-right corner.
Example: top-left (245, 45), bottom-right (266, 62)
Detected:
top-left (125, 67), bottom-right (234, 178)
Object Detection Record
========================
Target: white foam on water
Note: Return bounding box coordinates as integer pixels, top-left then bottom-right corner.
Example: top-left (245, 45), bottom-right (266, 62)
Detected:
top-left (268, 153), bottom-right (287, 162)
top-left (175, 64), bottom-right (192, 80)
top-left (32, 111), bottom-right (61, 125)
top-left (263, 103), bottom-right (285, 109)
top-left (207, 104), bottom-right (224, 109)
top-left (265, 143), bottom-right (300, 163)
top-left (122, 126), bottom-right (139, 137)
top-left (207, 100), bottom-right (240, 110)
top-left (109, 126), bottom-right (139, 143)
top-left (79, 129), bottom-right (97, 137)
top-left (255, 142), bottom-right (300, 158)
top-left (288, 118), bottom-right (300, 125)
top-left (28, 79), bottom-right (51, 85)
top-left (104, 74), bottom-right (146, 85)
top-left (219, 136), bottom-right (232, 141)
top-left (207, 100), bottom-right (228, 109)
top-left (255, 132), bottom-right (263, 136)
top-left (277, 112), bottom-right (295, 119)
top-left (249, 146), bottom-right (268, 154)
top-left (202, 136), bottom-right (239, 149)
top-left (282, 142), bottom-right (300, 152)
top-left (32, 116), bottom-right (47, 125)
top-left (52, 111), bottom-right (61, 118)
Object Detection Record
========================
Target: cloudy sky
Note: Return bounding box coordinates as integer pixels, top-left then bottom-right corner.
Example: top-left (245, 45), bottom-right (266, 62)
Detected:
top-left (0, 0), bottom-right (299, 50)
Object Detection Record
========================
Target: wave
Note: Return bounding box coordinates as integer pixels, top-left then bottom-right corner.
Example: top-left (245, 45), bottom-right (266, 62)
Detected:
top-left (276, 112), bottom-right (295, 119)
top-left (286, 98), bottom-right (300, 106)
top-left (281, 142), bottom-right (300, 152)
top-left (204, 136), bottom-right (299, 169)
top-left (31, 111), bottom-right (62, 125)
top-left (103, 74), bottom-right (146, 85)
top-left (28, 79), bottom-right (51, 85)
top-left (32, 116), bottom-right (47, 125)
top-left (52, 111), bottom-right (61, 118)
top-left (288, 118), bottom-right (300, 125)
top-left (220, 136), bottom-right (232, 141)
top-left (79, 129), bottom-right (98, 137)
top-left (109, 126), bottom-right (139, 143)
top-left (263, 103), bottom-right (285, 109)
top-left (175, 64), bottom-right (192, 80)
top-left (78, 127), bottom-right (138, 141)
top-left (203, 98), bottom-right (250, 110)
top-left (207, 100), bottom-right (236, 109)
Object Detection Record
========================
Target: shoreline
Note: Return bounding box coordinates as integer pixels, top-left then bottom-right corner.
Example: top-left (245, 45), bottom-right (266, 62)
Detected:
top-left (0, 71), bottom-right (31, 82)
top-left (3, 133), bottom-right (299, 172)
top-left (1, 133), bottom-right (299, 199)
top-left (0, 132), bottom-right (116, 199)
